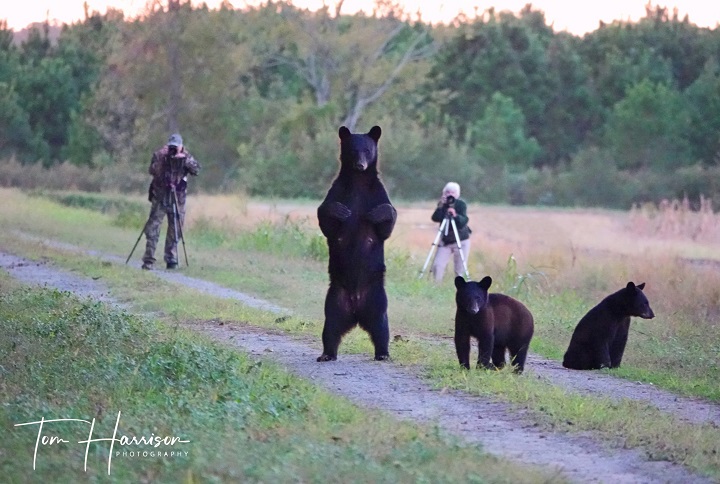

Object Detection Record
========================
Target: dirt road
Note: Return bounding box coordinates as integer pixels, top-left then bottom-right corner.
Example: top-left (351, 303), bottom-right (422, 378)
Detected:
top-left (2, 245), bottom-right (717, 483)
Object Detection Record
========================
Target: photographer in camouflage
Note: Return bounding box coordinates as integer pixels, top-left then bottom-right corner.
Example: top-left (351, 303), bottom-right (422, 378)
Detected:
top-left (141, 133), bottom-right (200, 270)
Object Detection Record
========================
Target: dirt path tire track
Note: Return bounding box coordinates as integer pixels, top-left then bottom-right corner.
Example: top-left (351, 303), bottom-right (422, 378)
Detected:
top-left (13, 233), bottom-right (720, 428)
top-left (1, 248), bottom-right (717, 483)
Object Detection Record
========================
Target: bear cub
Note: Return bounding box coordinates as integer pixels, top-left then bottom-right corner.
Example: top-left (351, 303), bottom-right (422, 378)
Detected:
top-left (454, 276), bottom-right (535, 373)
top-left (562, 282), bottom-right (655, 370)
top-left (316, 125), bottom-right (397, 362)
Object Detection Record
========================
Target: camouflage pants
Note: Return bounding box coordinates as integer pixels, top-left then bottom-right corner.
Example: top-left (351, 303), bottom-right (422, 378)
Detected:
top-left (142, 192), bottom-right (186, 266)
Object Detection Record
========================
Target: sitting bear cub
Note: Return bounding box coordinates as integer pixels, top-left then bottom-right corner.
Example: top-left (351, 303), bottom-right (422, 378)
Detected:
top-left (563, 282), bottom-right (655, 370)
top-left (454, 276), bottom-right (534, 373)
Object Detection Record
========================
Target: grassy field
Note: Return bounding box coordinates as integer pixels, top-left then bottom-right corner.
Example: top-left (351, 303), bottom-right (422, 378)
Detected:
top-left (1, 275), bottom-right (551, 482)
top-left (1, 187), bottom-right (720, 479)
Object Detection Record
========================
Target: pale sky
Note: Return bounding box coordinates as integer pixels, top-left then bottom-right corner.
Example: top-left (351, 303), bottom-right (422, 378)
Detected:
top-left (4, 0), bottom-right (720, 35)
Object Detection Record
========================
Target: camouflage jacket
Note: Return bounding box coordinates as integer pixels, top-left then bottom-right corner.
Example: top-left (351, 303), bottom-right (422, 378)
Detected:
top-left (148, 145), bottom-right (200, 202)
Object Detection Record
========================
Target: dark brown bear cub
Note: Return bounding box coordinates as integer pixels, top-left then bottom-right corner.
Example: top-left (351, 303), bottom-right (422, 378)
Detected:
top-left (562, 282), bottom-right (655, 370)
top-left (454, 276), bottom-right (535, 373)
top-left (316, 125), bottom-right (397, 362)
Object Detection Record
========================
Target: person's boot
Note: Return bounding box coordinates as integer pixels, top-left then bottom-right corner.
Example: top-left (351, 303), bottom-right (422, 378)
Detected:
top-left (141, 262), bottom-right (153, 270)
top-left (166, 262), bottom-right (178, 270)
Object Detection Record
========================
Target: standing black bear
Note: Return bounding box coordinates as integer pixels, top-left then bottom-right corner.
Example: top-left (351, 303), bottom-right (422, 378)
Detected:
top-left (562, 282), bottom-right (655, 370)
top-left (454, 276), bottom-right (535, 373)
top-left (316, 125), bottom-right (397, 362)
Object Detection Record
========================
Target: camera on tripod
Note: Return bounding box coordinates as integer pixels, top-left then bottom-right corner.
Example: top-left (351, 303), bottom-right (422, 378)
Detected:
top-left (418, 193), bottom-right (469, 280)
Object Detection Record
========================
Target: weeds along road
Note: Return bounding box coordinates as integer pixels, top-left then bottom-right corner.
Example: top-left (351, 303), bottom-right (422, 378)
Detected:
top-left (1, 241), bottom-right (718, 483)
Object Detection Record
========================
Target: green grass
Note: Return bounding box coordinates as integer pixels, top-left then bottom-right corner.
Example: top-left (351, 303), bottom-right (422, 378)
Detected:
top-left (1, 188), bottom-right (719, 400)
top-left (2, 187), bottom-right (719, 400)
top-left (2, 188), bottom-right (720, 479)
top-left (425, 362), bottom-right (720, 478)
top-left (29, 189), bottom-right (148, 229)
top-left (0, 275), bottom-right (550, 483)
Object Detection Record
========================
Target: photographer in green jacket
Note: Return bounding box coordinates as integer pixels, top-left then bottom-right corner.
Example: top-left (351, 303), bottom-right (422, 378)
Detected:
top-left (430, 182), bottom-right (471, 282)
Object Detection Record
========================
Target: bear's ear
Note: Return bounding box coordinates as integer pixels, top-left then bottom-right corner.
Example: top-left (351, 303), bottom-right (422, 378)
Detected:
top-left (339, 126), bottom-right (351, 140)
top-left (636, 282), bottom-right (645, 290)
top-left (368, 125), bottom-right (381, 142)
top-left (479, 276), bottom-right (492, 291)
top-left (626, 281), bottom-right (636, 290)
top-left (454, 276), bottom-right (466, 289)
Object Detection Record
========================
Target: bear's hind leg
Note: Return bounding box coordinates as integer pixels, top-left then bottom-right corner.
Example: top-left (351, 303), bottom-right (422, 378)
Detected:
top-left (492, 346), bottom-right (507, 369)
top-left (358, 283), bottom-right (390, 361)
top-left (509, 343), bottom-right (530, 374)
top-left (562, 343), bottom-right (598, 370)
top-left (366, 314), bottom-right (390, 361)
top-left (318, 285), bottom-right (357, 362)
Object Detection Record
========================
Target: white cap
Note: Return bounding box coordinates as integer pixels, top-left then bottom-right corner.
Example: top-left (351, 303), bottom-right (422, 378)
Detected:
top-left (443, 182), bottom-right (460, 198)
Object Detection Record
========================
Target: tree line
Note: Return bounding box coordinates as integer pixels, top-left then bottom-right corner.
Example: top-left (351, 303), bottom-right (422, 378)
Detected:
top-left (1, 1), bottom-right (719, 208)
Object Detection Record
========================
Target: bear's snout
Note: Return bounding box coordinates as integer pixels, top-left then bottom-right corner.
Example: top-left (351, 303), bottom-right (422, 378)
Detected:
top-left (465, 301), bottom-right (480, 314)
top-left (641, 308), bottom-right (655, 319)
top-left (354, 160), bottom-right (368, 171)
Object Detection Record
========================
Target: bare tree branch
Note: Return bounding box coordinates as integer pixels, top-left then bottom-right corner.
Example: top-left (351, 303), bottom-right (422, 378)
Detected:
top-left (265, 5), bottom-right (435, 129)
top-left (343, 30), bottom-right (432, 129)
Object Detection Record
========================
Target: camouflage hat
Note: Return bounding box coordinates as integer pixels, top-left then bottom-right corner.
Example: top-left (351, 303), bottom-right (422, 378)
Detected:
top-left (167, 133), bottom-right (183, 147)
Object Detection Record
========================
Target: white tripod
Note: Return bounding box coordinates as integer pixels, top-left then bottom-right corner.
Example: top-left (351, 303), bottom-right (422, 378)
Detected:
top-left (418, 215), bottom-right (469, 279)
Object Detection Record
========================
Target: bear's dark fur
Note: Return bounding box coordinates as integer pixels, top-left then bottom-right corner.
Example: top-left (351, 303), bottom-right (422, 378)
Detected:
top-left (454, 276), bottom-right (535, 373)
top-left (562, 282), bottom-right (655, 370)
top-left (316, 125), bottom-right (397, 362)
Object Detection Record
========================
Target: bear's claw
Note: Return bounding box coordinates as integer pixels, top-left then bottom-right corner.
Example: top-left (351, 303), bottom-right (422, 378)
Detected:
top-left (366, 203), bottom-right (396, 224)
top-left (328, 202), bottom-right (352, 220)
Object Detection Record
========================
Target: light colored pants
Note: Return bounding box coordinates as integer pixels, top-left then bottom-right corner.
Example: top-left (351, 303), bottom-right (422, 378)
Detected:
top-left (432, 238), bottom-right (470, 282)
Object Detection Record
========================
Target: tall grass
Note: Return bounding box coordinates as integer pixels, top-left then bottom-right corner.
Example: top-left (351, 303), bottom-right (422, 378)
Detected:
top-left (10, 188), bottom-right (720, 401)
top-left (0, 280), bottom-right (549, 483)
top-left (191, 214), bottom-right (328, 261)
top-left (0, 159), bottom-right (148, 193)
top-left (31, 190), bottom-right (148, 229)
top-left (3, 190), bottom-right (720, 478)
top-left (628, 195), bottom-right (720, 242)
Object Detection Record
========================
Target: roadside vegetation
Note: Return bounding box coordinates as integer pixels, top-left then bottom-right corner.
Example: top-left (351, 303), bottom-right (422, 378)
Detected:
top-left (0, 274), bottom-right (552, 482)
top-left (1, 188), bottom-right (719, 479)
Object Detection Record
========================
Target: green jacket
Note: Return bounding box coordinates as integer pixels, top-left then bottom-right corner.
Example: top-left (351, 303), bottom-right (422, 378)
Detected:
top-left (431, 198), bottom-right (471, 244)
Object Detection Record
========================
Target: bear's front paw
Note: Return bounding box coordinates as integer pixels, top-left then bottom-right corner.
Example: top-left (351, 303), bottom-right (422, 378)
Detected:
top-left (326, 202), bottom-right (351, 221)
top-left (374, 354), bottom-right (390, 361)
top-left (317, 354), bottom-right (337, 362)
top-left (366, 203), bottom-right (396, 224)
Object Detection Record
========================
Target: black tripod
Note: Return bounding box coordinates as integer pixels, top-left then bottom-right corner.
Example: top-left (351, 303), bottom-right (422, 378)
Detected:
top-left (418, 213), bottom-right (469, 279)
top-left (170, 187), bottom-right (189, 267)
top-left (125, 187), bottom-right (189, 267)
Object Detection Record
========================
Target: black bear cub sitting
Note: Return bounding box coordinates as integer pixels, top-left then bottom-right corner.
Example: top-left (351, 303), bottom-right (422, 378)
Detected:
top-left (563, 282), bottom-right (655, 370)
top-left (316, 125), bottom-right (397, 362)
top-left (454, 276), bottom-right (534, 373)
